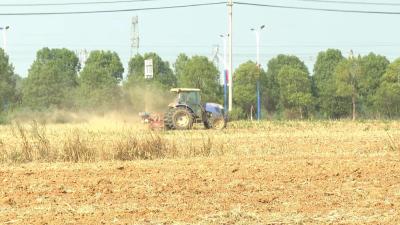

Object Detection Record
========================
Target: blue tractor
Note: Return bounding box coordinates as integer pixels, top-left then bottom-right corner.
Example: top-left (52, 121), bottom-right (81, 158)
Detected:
top-left (164, 88), bottom-right (227, 130)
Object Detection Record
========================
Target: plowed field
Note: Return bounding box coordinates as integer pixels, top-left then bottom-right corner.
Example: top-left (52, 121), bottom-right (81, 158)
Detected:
top-left (0, 121), bottom-right (399, 224)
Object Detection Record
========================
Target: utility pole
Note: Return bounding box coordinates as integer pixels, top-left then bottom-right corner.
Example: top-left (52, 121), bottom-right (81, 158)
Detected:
top-left (0, 26), bottom-right (10, 52)
top-left (251, 25), bottom-right (265, 121)
top-left (227, 0), bottom-right (233, 112)
top-left (220, 34), bottom-right (228, 112)
top-left (220, 35), bottom-right (228, 76)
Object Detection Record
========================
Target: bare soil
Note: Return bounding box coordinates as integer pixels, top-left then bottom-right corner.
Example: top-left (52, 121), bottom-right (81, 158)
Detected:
top-left (1, 152), bottom-right (399, 224)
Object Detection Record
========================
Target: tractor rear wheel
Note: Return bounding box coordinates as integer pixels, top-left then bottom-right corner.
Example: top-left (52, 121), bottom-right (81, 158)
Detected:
top-left (164, 108), bottom-right (174, 130)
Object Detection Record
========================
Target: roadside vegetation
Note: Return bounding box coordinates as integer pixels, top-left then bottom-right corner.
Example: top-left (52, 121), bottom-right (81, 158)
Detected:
top-left (1, 48), bottom-right (400, 124)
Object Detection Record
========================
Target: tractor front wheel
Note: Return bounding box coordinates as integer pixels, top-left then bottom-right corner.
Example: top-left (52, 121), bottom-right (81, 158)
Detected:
top-left (209, 117), bottom-right (226, 130)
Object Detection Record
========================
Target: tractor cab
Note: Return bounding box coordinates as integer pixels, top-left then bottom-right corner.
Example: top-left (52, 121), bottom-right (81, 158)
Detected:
top-left (169, 88), bottom-right (202, 117)
top-left (170, 88), bottom-right (201, 105)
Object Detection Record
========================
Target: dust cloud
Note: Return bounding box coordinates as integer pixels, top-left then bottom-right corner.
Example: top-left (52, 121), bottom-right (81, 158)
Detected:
top-left (6, 86), bottom-right (176, 125)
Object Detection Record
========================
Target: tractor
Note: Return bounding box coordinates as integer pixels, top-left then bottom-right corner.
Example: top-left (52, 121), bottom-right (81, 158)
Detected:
top-left (140, 88), bottom-right (227, 130)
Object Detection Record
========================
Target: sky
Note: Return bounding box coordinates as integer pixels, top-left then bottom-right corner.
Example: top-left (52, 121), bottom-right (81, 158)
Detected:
top-left (1, 0), bottom-right (400, 78)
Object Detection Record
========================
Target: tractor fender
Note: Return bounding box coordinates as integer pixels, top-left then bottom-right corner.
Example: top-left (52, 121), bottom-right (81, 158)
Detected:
top-left (204, 103), bottom-right (225, 118)
top-left (173, 104), bottom-right (195, 115)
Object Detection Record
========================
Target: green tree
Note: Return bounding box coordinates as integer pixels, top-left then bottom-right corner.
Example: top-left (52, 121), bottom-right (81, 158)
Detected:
top-left (334, 56), bottom-right (363, 120)
top-left (127, 54), bottom-right (144, 79)
top-left (178, 55), bottom-right (221, 103)
top-left (313, 49), bottom-right (350, 118)
top-left (359, 53), bottom-right (389, 115)
top-left (78, 50), bottom-right (124, 109)
top-left (174, 53), bottom-right (189, 85)
top-left (278, 66), bottom-right (312, 119)
top-left (233, 61), bottom-right (266, 119)
top-left (13, 74), bottom-right (23, 106)
top-left (265, 54), bottom-right (309, 113)
top-left (0, 49), bottom-right (16, 111)
top-left (124, 53), bottom-right (176, 111)
top-left (126, 52), bottom-right (176, 89)
top-left (22, 48), bottom-right (79, 109)
top-left (374, 59), bottom-right (400, 118)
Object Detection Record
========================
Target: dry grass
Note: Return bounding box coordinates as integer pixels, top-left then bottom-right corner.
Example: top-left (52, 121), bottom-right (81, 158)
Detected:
top-left (114, 133), bottom-right (168, 160)
top-left (0, 119), bottom-right (400, 224)
top-left (0, 119), bottom-right (399, 164)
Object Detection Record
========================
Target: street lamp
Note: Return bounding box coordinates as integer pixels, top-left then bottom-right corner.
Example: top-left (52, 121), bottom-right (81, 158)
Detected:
top-left (251, 25), bottom-right (266, 121)
top-left (0, 26), bottom-right (10, 52)
top-left (220, 34), bottom-right (229, 112)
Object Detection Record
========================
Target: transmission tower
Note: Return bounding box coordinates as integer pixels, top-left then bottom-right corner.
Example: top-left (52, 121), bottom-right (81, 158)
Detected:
top-left (211, 45), bottom-right (226, 85)
top-left (131, 16), bottom-right (139, 57)
top-left (210, 45), bottom-right (221, 66)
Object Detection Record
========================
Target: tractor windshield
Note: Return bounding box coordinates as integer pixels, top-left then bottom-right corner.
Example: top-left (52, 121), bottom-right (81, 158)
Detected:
top-left (178, 92), bottom-right (200, 106)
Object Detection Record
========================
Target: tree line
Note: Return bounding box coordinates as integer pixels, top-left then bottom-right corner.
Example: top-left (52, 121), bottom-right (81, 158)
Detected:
top-left (233, 49), bottom-right (400, 120)
top-left (0, 47), bottom-right (399, 122)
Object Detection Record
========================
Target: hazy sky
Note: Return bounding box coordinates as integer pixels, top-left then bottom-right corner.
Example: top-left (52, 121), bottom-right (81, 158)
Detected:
top-left (1, 0), bottom-right (400, 77)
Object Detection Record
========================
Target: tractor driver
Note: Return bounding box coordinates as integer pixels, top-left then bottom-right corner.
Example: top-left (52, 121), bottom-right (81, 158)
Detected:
top-left (177, 93), bottom-right (188, 104)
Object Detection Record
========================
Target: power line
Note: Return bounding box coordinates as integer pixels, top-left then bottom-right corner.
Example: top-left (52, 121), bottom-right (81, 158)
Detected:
top-left (8, 42), bottom-right (400, 48)
top-left (0, 2), bottom-right (225, 16)
top-left (2, 1), bottom-right (400, 15)
top-left (283, 0), bottom-right (400, 7)
top-left (0, 0), bottom-right (158, 7)
top-left (235, 2), bottom-right (400, 14)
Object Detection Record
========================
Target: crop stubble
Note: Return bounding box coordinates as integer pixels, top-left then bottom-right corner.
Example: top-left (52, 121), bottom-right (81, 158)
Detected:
top-left (0, 120), bottom-right (399, 224)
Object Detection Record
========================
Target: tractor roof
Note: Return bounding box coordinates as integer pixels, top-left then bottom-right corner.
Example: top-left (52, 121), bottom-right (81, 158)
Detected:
top-left (170, 88), bottom-right (201, 93)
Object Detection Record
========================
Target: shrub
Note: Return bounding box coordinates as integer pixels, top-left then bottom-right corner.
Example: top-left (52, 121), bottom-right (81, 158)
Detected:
top-left (228, 107), bottom-right (246, 121)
